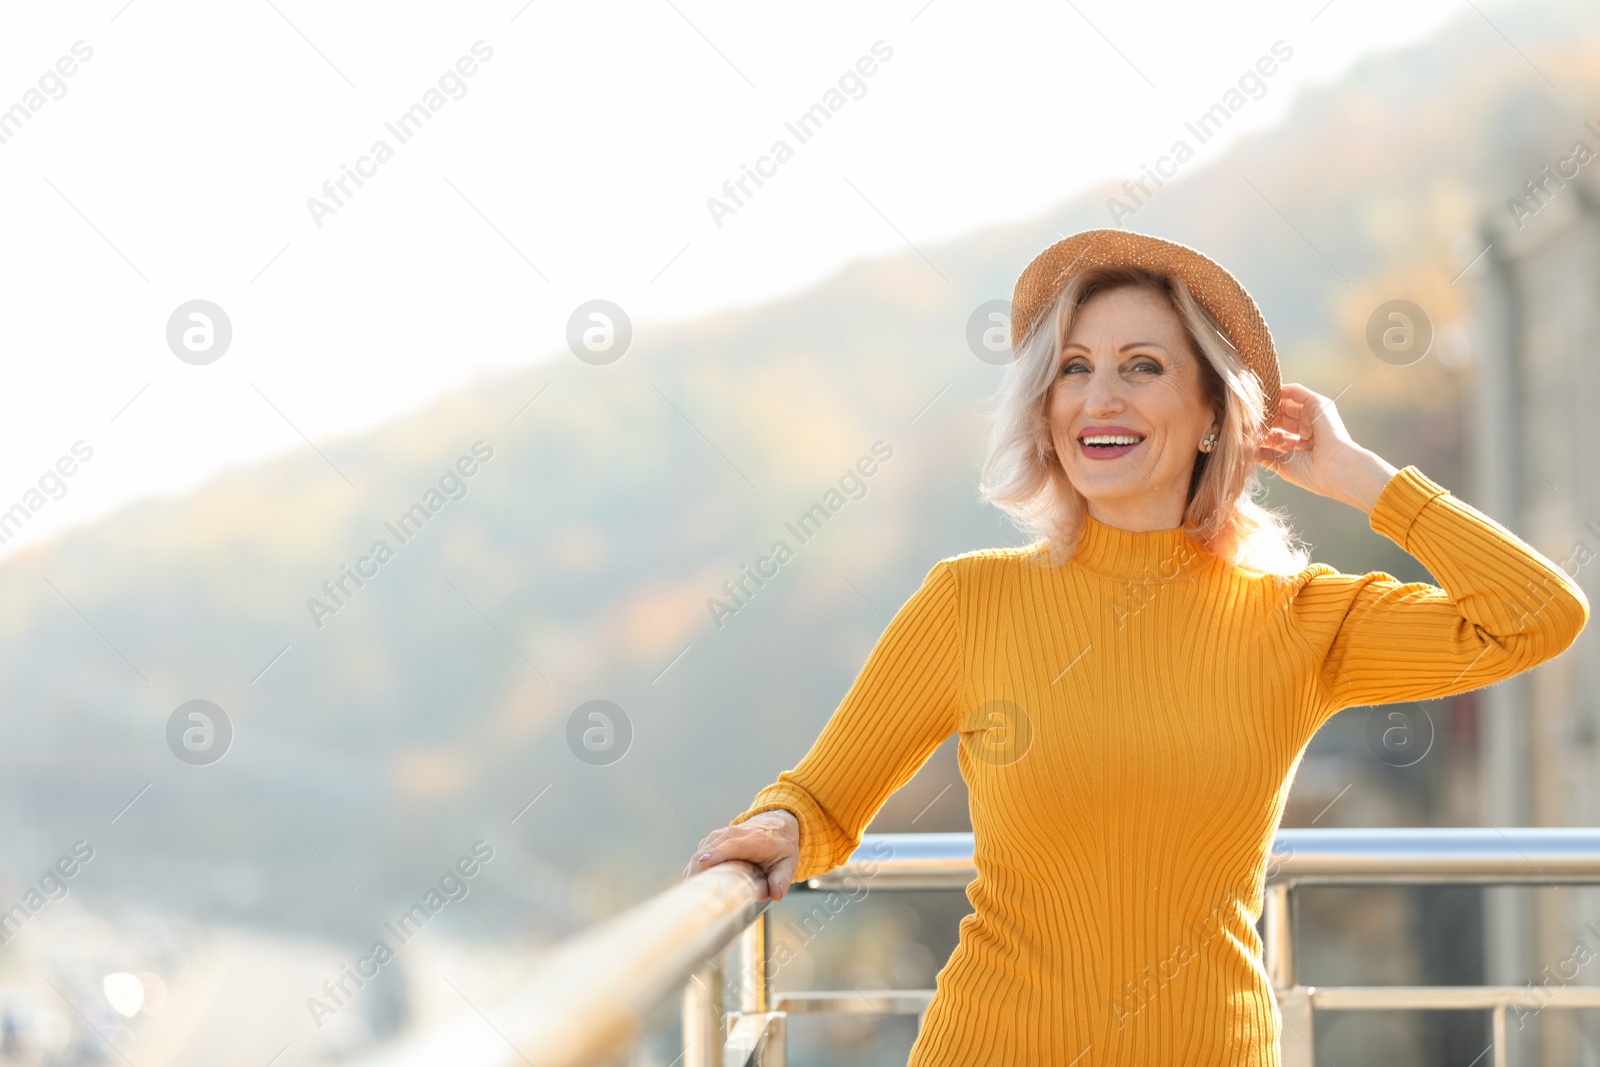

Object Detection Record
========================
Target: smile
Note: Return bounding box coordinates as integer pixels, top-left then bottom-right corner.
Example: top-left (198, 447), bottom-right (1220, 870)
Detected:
top-left (1078, 433), bottom-right (1145, 459)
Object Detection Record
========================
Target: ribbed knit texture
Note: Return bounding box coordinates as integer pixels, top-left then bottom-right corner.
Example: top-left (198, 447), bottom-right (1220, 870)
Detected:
top-left (729, 465), bottom-right (1590, 1065)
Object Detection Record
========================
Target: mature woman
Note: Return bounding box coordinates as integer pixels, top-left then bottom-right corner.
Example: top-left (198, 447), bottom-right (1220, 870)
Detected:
top-left (681, 229), bottom-right (1590, 1065)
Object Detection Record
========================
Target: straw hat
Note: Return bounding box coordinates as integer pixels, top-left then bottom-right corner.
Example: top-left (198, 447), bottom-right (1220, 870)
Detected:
top-left (1009, 228), bottom-right (1281, 424)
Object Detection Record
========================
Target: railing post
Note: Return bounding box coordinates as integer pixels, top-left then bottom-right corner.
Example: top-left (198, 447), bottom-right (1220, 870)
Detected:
top-left (732, 910), bottom-right (788, 1065)
top-left (683, 956), bottom-right (725, 1067)
top-left (764, 1013), bottom-right (787, 1067)
top-left (1263, 882), bottom-right (1294, 990)
top-left (738, 910), bottom-right (770, 1015)
top-left (1264, 882), bottom-right (1314, 1067)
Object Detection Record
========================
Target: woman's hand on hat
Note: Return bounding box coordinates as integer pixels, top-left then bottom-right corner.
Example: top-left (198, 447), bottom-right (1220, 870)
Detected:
top-left (681, 808), bottom-right (801, 902)
top-left (1257, 383), bottom-right (1399, 514)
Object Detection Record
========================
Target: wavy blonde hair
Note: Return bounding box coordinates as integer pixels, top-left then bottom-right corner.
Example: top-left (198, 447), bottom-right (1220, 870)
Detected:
top-left (979, 264), bottom-right (1310, 577)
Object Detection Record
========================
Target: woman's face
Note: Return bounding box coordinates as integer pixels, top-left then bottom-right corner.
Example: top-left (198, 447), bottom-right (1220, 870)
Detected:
top-left (1046, 285), bottom-right (1219, 530)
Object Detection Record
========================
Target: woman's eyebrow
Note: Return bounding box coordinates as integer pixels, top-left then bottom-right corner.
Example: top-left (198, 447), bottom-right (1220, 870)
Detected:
top-left (1060, 341), bottom-right (1170, 353)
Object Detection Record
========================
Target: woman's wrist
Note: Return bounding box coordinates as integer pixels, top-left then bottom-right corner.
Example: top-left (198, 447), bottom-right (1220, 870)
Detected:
top-left (772, 807), bottom-right (800, 838)
top-left (1333, 447), bottom-right (1400, 515)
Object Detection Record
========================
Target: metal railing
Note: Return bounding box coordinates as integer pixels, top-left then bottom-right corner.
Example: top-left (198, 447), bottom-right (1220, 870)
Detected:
top-left (807, 828), bottom-right (1600, 1067)
top-left (348, 857), bottom-right (775, 1067)
top-left (356, 828), bottom-right (1600, 1067)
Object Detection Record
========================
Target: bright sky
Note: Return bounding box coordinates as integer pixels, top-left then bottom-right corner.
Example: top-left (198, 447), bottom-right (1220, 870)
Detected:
top-left (0, 0), bottom-right (1483, 560)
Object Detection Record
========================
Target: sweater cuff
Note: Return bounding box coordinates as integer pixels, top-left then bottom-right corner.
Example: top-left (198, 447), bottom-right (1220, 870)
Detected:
top-left (731, 782), bottom-right (844, 882)
top-left (1369, 465), bottom-right (1450, 550)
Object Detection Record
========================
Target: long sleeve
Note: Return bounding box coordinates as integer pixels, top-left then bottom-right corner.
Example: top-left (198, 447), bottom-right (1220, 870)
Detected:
top-left (728, 559), bottom-right (965, 882)
top-left (1287, 464), bottom-right (1589, 713)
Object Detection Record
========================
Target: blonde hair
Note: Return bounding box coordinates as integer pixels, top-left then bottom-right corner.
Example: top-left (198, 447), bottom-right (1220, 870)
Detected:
top-left (979, 264), bottom-right (1310, 577)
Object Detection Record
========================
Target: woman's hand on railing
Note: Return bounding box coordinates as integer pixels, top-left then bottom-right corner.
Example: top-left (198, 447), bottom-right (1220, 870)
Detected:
top-left (682, 809), bottom-right (801, 901)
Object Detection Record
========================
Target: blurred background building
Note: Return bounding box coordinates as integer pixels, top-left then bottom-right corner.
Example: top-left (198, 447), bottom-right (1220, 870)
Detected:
top-left (1471, 159), bottom-right (1600, 1064)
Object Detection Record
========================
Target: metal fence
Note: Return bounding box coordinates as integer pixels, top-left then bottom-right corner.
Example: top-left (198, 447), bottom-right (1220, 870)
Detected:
top-left (356, 827), bottom-right (1600, 1067)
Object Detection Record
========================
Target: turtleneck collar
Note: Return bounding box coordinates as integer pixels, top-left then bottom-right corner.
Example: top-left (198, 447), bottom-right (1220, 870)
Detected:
top-left (1066, 512), bottom-right (1208, 581)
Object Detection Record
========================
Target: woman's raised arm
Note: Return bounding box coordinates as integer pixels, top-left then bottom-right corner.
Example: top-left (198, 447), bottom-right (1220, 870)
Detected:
top-left (1287, 462), bottom-right (1588, 712)
top-left (1260, 382), bottom-right (1587, 713)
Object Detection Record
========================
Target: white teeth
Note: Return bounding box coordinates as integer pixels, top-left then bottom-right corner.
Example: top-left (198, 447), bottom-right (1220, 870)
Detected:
top-left (1081, 434), bottom-right (1143, 446)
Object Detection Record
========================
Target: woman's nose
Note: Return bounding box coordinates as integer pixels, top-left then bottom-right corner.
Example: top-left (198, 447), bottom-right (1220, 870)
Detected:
top-left (1083, 364), bottom-right (1123, 414)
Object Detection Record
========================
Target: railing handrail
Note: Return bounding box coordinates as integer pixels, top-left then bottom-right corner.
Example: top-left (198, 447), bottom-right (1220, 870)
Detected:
top-left (349, 827), bottom-right (1600, 1067)
top-left (804, 827), bottom-right (1600, 889)
top-left (349, 860), bottom-right (770, 1067)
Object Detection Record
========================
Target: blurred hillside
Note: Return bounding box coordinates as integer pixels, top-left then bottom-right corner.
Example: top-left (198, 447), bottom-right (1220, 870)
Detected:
top-left (2, 0), bottom-right (1598, 953)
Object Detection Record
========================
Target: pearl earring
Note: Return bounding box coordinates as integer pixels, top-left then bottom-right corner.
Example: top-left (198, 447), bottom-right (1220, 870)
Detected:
top-left (1200, 431), bottom-right (1218, 453)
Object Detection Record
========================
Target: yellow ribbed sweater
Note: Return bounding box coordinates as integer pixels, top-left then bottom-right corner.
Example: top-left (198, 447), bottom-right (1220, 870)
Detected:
top-left (730, 466), bottom-right (1589, 1066)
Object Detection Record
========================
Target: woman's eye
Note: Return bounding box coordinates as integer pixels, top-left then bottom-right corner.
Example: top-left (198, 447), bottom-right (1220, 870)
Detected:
top-left (1133, 360), bottom-right (1161, 373)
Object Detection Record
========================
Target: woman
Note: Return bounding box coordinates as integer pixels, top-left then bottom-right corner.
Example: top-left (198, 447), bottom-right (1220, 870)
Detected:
top-left (681, 229), bottom-right (1590, 1065)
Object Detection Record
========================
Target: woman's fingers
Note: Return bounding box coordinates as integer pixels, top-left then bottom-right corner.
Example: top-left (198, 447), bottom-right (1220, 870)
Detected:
top-left (1278, 383), bottom-right (1350, 440)
top-left (683, 818), bottom-right (800, 896)
top-left (685, 826), bottom-right (764, 873)
top-left (682, 829), bottom-right (721, 878)
top-left (766, 851), bottom-right (800, 901)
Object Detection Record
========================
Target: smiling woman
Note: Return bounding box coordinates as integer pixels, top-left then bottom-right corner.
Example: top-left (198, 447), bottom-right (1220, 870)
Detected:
top-left (689, 227), bottom-right (1588, 1067)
